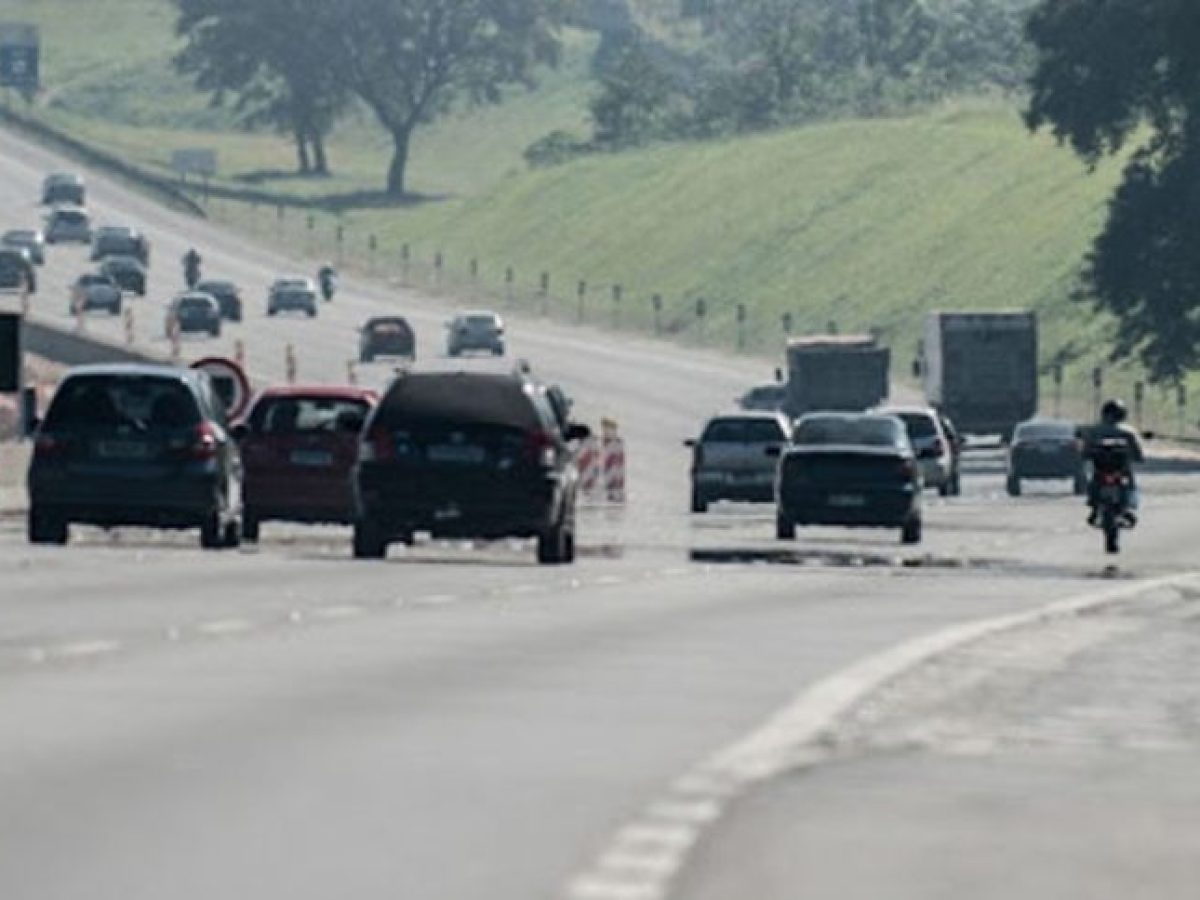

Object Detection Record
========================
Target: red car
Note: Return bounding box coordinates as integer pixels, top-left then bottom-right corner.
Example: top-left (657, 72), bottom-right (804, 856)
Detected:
top-left (234, 386), bottom-right (377, 541)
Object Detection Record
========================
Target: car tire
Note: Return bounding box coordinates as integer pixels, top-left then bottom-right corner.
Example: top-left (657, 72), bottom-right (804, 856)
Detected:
top-left (937, 479), bottom-right (952, 498)
top-left (307, 307), bottom-right (317, 319)
top-left (223, 519), bottom-right (241, 549)
top-left (267, 307), bottom-right (277, 317)
top-left (361, 351), bottom-right (373, 364)
top-left (200, 511), bottom-right (224, 550)
top-left (353, 519), bottom-right (387, 560)
top-left (690, 489), bottom-right (708, 514)
top-left (1073, 472), bottom-right (1088, 495)
top-left (111, 300), bottom-right (122, 316)
top-left (901, 516), bottom-right (923, 545)
top-left (242, 512), bottom-right (260, 544)
top-left (1006, 475), bottom-right (1021, 497)
top-left (776, 513), bottom-right (796, 540)
top-left (28, 507), bottom-right (68, 545)
top-left (537, 518), bottom-right (569, 565)
top-left (949, 471), bottom-right (962, 496)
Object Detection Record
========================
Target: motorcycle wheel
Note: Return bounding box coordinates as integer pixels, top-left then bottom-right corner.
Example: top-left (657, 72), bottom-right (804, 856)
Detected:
top-left (1102, 507), bottom-right (1120, 554)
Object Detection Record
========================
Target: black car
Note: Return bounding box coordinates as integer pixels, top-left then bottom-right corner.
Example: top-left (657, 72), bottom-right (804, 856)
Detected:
top-left (41, 172), bottom-right (85, 206)
top-left (99, 255), bottom-right (147, 296)
top-left (167, 292), bottom-right (222, 337)
top-left (90, 226), bottom-right (150, 266)
top-left (775, 412), bottom-right (923, 544)
top-left (359, 316), bottom-right (416, 362)
top-left (352, 371), bottom-right (590, 563)
top-left (0, 248), bottom-right (36, 294)
top-left (195, 280), bottom-right (244, 322)
top-left (27, 365), bottom-right (242, 549)
top-left (1007, 418), bottom-right (1087, 496)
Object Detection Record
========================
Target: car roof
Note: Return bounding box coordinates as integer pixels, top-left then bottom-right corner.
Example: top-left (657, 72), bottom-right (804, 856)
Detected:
top-left (63, 364), bottom-right (203, 384)
top-left (457, 310), bottom-right (501, 319)
top-left (102, 254), bottom-right (144, 266)
top-left (706, 411), bottom-right (787, 423)
top-left (365, 315), bottom-right (410, 325)
top-left (256, 385), bottom-right (378, 401)
top-left (1016, 418), bottom-right (1075, 431)
top-left (45, 172), bottom-right (83, 184)
top-left (197, 279), bottom-right (236, 290)
top-left (96, 225), bottom-right (136, 235)
top-left (174, 292), bottom-right (217, 305)
top-left (377, 372), bottom-right (542, 428)
top-left (2, 228), bottom-right (38, 237)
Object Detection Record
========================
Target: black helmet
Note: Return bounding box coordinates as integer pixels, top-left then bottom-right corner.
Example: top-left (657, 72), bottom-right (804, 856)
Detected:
top-left (1101, 398), bottom-right (1127, 424)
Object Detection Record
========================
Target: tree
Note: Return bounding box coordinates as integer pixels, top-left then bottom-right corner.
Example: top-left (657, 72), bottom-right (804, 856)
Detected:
top-left (591, 39), bottom-right (679, 146)
top-left (1025, 0), bottom-right (1200, 380)
top-left (174, 0), bottom-right (347, 175)
top-left (330, 0), bottom-right (567, 197)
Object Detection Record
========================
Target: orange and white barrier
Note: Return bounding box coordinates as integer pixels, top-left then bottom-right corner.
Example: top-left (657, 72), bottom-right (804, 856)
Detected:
top-left (123, 307), bottom-right (135, 345)
top-left (73, 295), bottom-right (85, 332)
top-left (346, 360), bottom-right (358, 385)
top-left (600, 418), bottom-right (626, 504)
top-left (285, 343), bottom-right (297, 384)
top-left (578, 436), bottom-right (602, 497)
top-left (234, 339), bottom-right (246, 367)
top-left (168, 318), bottom-right (182, 362)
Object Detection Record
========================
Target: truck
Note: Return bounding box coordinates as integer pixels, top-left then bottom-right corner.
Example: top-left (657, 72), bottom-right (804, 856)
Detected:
top-left (920, 310), bottom-right (1038, 439)
top-left (784, 335), bottom-right (890, 418)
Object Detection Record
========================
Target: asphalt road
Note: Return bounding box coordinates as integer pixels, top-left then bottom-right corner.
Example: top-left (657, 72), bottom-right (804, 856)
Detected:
top-left (2, 126), bottom-right (1200, 900)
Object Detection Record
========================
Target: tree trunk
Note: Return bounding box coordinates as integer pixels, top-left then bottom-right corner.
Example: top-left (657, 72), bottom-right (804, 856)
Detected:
top-left (311, 130), bottom-right (330, 177)
top-left (294, 128), bottom-right (312, 174)
top-left (386, 127), bottom-right (411, 198)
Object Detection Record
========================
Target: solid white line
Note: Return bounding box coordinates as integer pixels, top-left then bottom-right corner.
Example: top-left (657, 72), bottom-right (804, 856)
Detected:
top-left (196, 618), bottom-right (255, 637)
top-left (52, 639), bottom-right (121, 659)
top-left (562, 571), bottom-right (1200, 900)
top-left (414, 594), bottom-right (458, 607)
top-left (309, 604), bottom-right (365, 621)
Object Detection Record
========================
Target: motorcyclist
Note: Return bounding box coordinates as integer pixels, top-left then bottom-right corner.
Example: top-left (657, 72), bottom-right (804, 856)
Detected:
top-left (182, 247), bottom-right (202, 289)
top-left (317, 264), bottom-right (337, 301)
top-left (1083, 398), bottom-right (1144, 526)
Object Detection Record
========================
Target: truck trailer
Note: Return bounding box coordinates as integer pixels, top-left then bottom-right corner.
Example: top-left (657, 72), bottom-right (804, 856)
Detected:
top-left (784, 335), bottom-right (890, 418)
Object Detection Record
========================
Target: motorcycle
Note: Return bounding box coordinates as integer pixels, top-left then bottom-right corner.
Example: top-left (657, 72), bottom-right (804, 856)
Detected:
top-left (183, 254), bottom-right (202, 290)
top-left (1090, 438), bottom-right (1135, 554)
top-left (318, 266), bottom-right (337, 302)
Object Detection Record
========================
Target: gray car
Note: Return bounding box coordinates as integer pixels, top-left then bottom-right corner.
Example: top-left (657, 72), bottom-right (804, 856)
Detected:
top-left (446, 311), bottom-right (505, 356)
top-left (167, 292), bottom-right (222, 337)
top-left (267, 278), bottom-right (318, 317)
top-left (70, 273), bottom-right (121, 315)
top-left (1007, 418), bottom-right (1087, 496)
top-left (686, 412), bottom-right (791, 512)
top-left (45, 206), bottom-right (93, 245)
top-left (2, 228), bottom-right (46, 265)
top-left (41, 172), bottom-right (85, 206)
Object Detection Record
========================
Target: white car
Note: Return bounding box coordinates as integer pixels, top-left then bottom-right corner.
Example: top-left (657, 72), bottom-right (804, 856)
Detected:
top-left (875, 405), bottom-right (960, 496)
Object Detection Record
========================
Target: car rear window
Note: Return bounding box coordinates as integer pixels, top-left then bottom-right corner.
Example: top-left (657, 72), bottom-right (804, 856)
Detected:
top-left (896, 413), bottom-right (938, 439)
top-left (180, 297), bottom-right (212, 312)
top-left (45, 375), bottom-right (200, 430)
top-left (54, 211), bottom-right (87, 225)
top-left (794, 416), bottom-right (903, 447)
top-left (252, 397), bottom-right (370, 434)
top-left (701, 418), bottom-right (784, 443)
top-left (1016, 423), bottom-right (1074, 441)
top-left (465, 315), bottom-right (499, 327)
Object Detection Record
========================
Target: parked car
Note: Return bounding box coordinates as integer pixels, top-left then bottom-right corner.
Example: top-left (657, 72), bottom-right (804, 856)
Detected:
top-left (99, 255), bottom-right (147, 296)
top-left (166, 292), bottom-right (222, 337)
top-left (235, 386), bottom-right (378, 541)
top-left (91, 225), bottom-right (150, 266)
top-left (0, 247), bottom-right (36, 294)
top-left (876, 405), bottom-right (960, 496)
top-left (352, 370), bottom-right (590, 563)
top-left (775, 412), bottom-right (923, 544)
top-left (686, 412), bottom-right (791, 512)
top-left (736, 382), bottom-right (787, 412)
top-left (359, 316), bottom-right (416, 363)
top-left (44, 206), bottom-right (92, 244)
top-left (41, 172), bottom-right (85, 206)
top-left (194, 280), bottom-right (243, 322)
top-left (446, 311), bottom-right (504, 356)
top-left (267, 278), bottom-right (318, 317)
top-left (26, 364), bottom-right (242, 549)
top-left (2, 228), bottom-right (46, 265)
top-left (1007, 418), bottom-right (1087, 496)
top-left (70, 273), bottom-right (121, 315)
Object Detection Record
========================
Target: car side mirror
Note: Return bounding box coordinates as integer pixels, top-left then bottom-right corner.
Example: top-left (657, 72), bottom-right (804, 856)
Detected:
top-left (230, 423), bottom-right (249, 441)
top-left (765, 445), bottom-right (782, 458)
top-left (1142, 430), bottom-right (1156, 441)
top-left (683, 439), bottom-right (697, 448)
top-left (564, 423), bottom-right (591, 442)
top-left (918, 445), bottom-right (939, 460)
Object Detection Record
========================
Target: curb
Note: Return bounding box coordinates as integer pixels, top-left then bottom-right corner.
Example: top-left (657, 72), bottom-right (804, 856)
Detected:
top-left (563, 571), bottom-right (1200, 900)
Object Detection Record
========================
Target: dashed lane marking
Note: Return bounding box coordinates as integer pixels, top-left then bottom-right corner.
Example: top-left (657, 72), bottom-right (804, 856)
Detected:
top-left (196, 618), bottom-right (256, 637)
top-left (51, 639), bottom-right (121, 660)
top-left (308, 604), bottom-right (366, 621)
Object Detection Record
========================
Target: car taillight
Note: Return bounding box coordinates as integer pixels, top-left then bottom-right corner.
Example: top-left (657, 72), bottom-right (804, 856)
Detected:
top-left (360, 426), bottom-right (394, 462)
top-left (33, 433), bottom-right (67, 460)
top-left (191, 422), bottom-right (220, 460)
top-left (524, 429), bottom-right (557, 468)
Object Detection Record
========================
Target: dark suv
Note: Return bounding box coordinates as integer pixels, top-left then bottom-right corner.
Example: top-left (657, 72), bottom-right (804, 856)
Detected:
top-left (352, 371), bottom-right (589, 563)
top-left (27, 365), bottom-right (242, 549)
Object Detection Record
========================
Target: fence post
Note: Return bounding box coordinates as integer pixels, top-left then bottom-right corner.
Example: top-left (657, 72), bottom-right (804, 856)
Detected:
top-left (695, 297), bottom-right (707, 341)
top-left (1133, 380), bottom-right (1145, 429)
top-left (540, 272), bottom-right (550, 315)
top-left (368, 233), bottom-right (378, 275)
top-left (736, 303), bottom-right (747, 351)
top-left (1053, 364), bottom-right (1064, 418)
top-left (577, 280), bottom-right (587, 322)
top-left (335, 223), bottom-right (345, 267)
top-left (652, 293), bottom-right (663, 335)
top-left (505, 266), bottom-right (515, 306)
top-left (1092, 366), bottom-right (1103, 418)
top-left (611, 284), bottom-right (623, 328)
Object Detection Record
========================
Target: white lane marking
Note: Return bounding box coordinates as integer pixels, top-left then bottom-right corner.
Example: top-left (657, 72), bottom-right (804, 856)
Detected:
top-left (52, 639), bottom-right (121, 660)
top-left (595, 576), bottom-right (625, 586)
top-left (164, 626), bottom-right (182, 641)
top-left (508, 584), bottom-right (539, 595)
top-left (25, 646), bottom-right (48, 664)
top-left (563, 571), bottom-right (1200, 900)
top-left (196, 618), bottom-right (255, 637)
top-left (414, 594), bottom-right (457, 607)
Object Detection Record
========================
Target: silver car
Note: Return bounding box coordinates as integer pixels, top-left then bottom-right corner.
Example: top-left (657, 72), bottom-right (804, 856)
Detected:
top-left (876, 405), bottom-right (959, 496)
top-left (69, 273), bottom-right (122, 316)
top-left (267, 278), bottom-right (318, 317)
top-left (446, 311), bottom-right (505, 356)
top-left (2, 228), bottom-right (46, 265)
top-left (45, 206), bottom-right (93, 245)
top-left (686, 412), bottom-right (791, 512)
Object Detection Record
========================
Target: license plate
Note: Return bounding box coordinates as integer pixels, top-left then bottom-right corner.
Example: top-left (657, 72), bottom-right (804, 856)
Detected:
top-left (428, 444), bottom-right (486, 464)
top-left (827, 493), bottom-right (866, 508)
top-left (94, 440), bottom-right (152, 460)
top-left (290, 450), bottom-right (333, 467)
top-left (1099, 485), bottom-right (1123, 502)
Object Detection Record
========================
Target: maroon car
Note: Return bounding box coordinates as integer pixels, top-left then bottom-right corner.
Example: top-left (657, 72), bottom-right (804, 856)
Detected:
top-left (234, 386), bottom-right (377, 541)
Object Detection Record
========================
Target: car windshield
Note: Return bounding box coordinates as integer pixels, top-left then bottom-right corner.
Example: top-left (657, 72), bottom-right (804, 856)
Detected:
top-left (794, 415), bottom-right (904, 447)
top-left (252, 397), bottom-right (369, 435)
top-left (44, 375), bottom-right (199, 430)
top-left (702, 418), bottom-right (784, 443)
top-left (1016, 422), bottom-right (1075, 441)
top-left (179, 298), bottom-right (212, 312)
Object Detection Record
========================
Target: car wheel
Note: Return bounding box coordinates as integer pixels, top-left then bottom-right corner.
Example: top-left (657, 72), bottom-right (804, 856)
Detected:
top-left (111, 300), bottom-right (122, 316)
top-left (1006, 475), bottom-right (1021, 497)
top-left (353, 519), bottom-right (387, 560)
top-left (949, 471), bottom-right (963, 496)
top-left (28, 507), bottom-right (68, 545)
top-left (690, 489), bottom-right (708, 514)
top-left (937, 479), bottom-right (952, 498)
top-left (361, 351), bottom-right (373, 364)
top-left (222, 519), bottom-right (241, 549)
top-left (1073, 472), bottom-right (1088, 496)
top-left (267, 307), bottom-right (277, 317)
top-left (776, 513), bottom-right (796, 540)
top-left (537, 519), bottom-right (569, 565)
top-left (200, 511), bottom-right (224, 549)
top-left (211, 324), bottom-right (221, 338)
top-left (242, 512), bottom-right (260, 544)
top-left (307, 307), bottom-right (317, 318)
top-left (901, 516), bottom-right (923, 545)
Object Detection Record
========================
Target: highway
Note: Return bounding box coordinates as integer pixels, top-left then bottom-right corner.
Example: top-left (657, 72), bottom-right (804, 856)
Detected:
top-left (3, 125), bottom-right (1200, 900)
